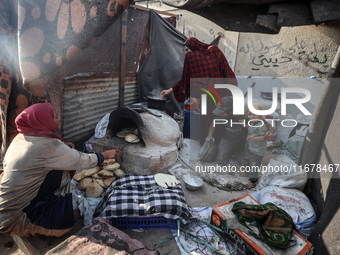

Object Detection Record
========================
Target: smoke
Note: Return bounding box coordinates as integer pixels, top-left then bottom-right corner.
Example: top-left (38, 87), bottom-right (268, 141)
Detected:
top-left (148, 88), bottom-right (162, 97)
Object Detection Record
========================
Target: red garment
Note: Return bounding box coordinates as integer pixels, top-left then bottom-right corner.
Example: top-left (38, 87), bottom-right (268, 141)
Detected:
top-left (15, 103), bottom-right (62, 140)
top-left (173, 37), bottom-right (237, 103)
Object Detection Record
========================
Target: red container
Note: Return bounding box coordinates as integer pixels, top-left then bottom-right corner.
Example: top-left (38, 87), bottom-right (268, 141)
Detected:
top-left (184, 98), bottom-right (199, 111)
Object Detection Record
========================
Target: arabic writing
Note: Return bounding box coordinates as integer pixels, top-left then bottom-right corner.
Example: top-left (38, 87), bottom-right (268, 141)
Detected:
top-left (239, 37), bottom-right (330, 74)
top-left (187, 30), bottom-right (197, 38)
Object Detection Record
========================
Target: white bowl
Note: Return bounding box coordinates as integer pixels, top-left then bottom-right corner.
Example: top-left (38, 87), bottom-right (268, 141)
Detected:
top-left (182, 173), bottom-right (204, 191)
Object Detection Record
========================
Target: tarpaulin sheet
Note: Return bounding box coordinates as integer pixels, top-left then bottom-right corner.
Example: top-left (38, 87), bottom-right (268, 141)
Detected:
top-left (138, 10), bottom-right (187, 112)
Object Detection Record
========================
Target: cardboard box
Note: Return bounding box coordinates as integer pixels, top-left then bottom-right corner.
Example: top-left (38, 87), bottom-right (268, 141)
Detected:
top-left (210, 194), bottom-right (314, 255)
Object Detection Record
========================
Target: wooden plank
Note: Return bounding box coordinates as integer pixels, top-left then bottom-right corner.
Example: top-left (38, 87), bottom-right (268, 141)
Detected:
top-left (119, 11), bottom-right (128, 107)
top-left (12, 235), bottom-right (41, 255)
top-left (130, 4), bottom-right (179, 18)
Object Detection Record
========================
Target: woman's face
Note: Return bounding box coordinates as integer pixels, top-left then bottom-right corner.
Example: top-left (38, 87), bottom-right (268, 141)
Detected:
top-left (185, 46), bottom-right (191, 53)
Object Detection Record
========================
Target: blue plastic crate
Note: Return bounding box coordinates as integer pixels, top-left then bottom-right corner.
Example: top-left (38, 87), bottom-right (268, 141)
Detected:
top-left (110, 216), bottom-right (179, 230)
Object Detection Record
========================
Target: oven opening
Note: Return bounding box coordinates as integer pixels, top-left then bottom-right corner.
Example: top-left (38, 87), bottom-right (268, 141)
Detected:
top-left (106, 107), bottom-right (146, 149)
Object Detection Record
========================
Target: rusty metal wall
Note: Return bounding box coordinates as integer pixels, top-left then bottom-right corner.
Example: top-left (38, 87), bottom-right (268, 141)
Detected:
top-left (59, 6), bottom-right (149, 143)
top-left (62, 73), bottom-right (138, 142)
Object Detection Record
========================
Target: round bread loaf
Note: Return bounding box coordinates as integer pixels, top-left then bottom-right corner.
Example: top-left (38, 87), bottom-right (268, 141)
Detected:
top-left (116, 130), bottom-right (131, 137)
top-left (86, 182), bottom-right (104, 198)
top-left (84, 166), bottom-right (101, 176)
top-left (73, 170), bottom-right (86, 181)
top-left (98, 170), bottom-right (114, 177)
top-left (91, 173), bottom-right (104, 179)
top-left (95, 178), bottom-right (106, 189)
top-left (114, 169), bottom-right (125, 177)
top-left (125, 133), bottom-right (140, 143)
top-left (77, 177), bottom-right (92, 190)
top-left (103, 162), bottom-right (120, 171)
top-left (102, 158), bottom-right (116, 166)
top-left (104, 177), bottom-right (116, 188)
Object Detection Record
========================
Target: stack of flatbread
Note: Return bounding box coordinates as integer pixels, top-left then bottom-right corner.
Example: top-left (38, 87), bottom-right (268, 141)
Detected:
top-left (73, 158), bottom-right (125, 198)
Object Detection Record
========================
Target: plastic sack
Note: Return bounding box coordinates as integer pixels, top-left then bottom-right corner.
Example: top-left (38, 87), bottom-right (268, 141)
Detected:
top-left (254, 186), bottom-right (316, 238)
top-left (257, 155), bottom-right (307, 190)
top-left (71, 179), bottom-right (101, 226)
top-left (94, 113), bottom-right (110, 138)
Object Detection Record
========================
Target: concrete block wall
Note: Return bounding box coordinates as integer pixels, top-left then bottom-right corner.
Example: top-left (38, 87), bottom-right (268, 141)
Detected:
top-left (138, 2), bottom-right (340, 79)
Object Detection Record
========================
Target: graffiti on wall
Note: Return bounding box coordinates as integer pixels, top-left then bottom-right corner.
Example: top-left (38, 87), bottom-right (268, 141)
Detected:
top-left (187, 30), bottom-right (197, 38)
top-left (239, 37), bottom-right (331, 74)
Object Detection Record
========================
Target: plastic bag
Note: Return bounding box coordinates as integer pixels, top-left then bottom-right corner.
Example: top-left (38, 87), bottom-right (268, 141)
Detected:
top-left (254, 186), bottom-right (317, 238)
top-left (94, 113), bottom-right (110, 138)
top-left (257, 155), bottom-right (307, 190)
top-left (71, 179), bottom-right (101, 226)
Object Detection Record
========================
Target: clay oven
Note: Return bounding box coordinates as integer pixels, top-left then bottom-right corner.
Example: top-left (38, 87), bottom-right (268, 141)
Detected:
top-left (92, 106), bottom-right (181, 175)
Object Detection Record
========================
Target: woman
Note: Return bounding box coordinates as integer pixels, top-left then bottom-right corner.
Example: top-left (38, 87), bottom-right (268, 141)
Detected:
top-left (160, 37), bottom-right (238, 143)
top-left (0, 103), bottom-right (119, 237)
top-left (160, 37), bottom-right (237, 102)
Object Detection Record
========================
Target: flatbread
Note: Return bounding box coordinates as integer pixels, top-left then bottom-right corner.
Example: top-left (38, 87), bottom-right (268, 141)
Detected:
top-left (73, 170), bottom-right (86, 181)
top-left (84, 166), bottom-right (100, 176)
top-left (94, 178), bottom-right (106, 189)
top-left (116, 130), bottom-right (131, 138)
top-left (113, 169), bottom-right (125, 177)
top-left (98, 170), bottom-right (114, 177)
top-left (154, 173), bottom-right (179, 188)
top-left (103, 162), bottom-right (120, 171)
top-left (125, 134), bottom-right (140, 143)
top-left (77, 177), bottom-right (92, 190)
top-left (86, 182), bottom-right (104, 198)
top-left (102, 158), bottom-right (116, 166)
top-left (104, 177), bottom-right (116, 188)
top-left (91, 173), bottom-right (104, 179)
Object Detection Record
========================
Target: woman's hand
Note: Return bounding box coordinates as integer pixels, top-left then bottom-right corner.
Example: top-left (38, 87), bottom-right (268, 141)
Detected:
top-left (64, 142), bottom-right (75, 149)
top-left (160, 88), bottom-right (173, 97)
top-left (102, 149), bottom-right (120, 159)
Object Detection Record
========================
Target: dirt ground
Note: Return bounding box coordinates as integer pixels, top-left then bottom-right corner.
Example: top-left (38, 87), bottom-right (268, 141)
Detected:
top-left (0, 138), bottom-right (272, 254)
top-left (0, 181), bottom-right (250, 255)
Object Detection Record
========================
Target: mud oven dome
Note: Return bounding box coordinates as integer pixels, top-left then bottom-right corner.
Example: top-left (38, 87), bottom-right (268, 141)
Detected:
top-left (92, 106), bottom-right (182, 175)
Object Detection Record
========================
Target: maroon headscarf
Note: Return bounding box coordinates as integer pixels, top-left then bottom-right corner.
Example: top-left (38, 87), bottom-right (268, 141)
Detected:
top-left (184, 37), bottom-right (210, 52)
top-left (173, 37), bottom-right (237, 103)
top-left (15, 103), bottom-right (62, 140)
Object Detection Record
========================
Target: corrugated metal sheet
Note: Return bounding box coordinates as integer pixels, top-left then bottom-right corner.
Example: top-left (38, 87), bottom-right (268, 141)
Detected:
top-left (62, 73), bottom-right (138, 142)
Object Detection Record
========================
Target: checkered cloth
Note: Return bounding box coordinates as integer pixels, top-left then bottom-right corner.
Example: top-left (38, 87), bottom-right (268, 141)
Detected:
top-left (93, 175), bottom-right (191, 224)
